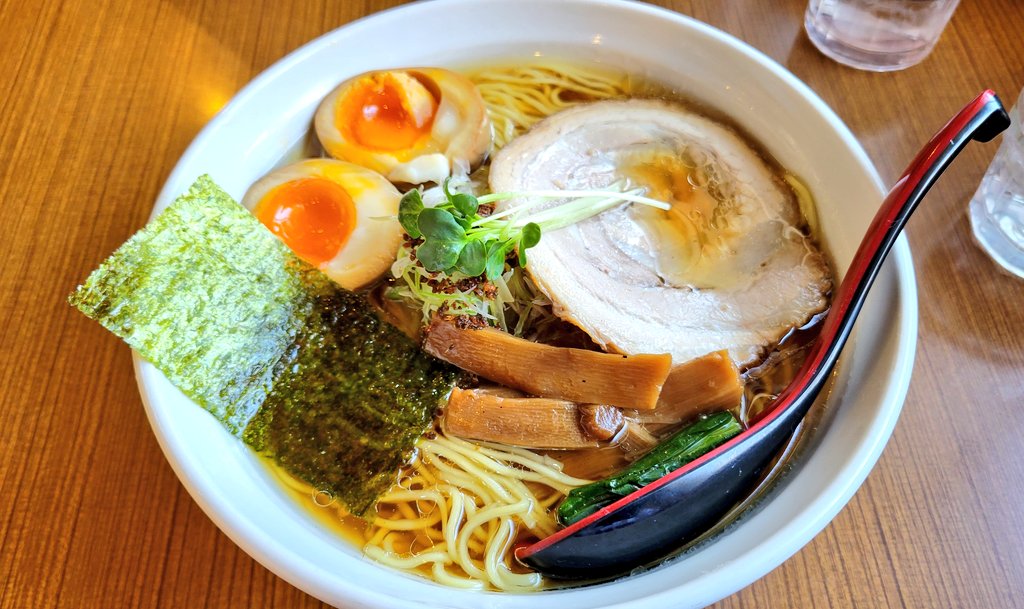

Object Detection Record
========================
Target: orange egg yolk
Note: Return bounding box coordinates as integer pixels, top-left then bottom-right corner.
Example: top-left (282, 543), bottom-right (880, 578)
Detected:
top-left (338, 72), bottom-right (438, 151)
top-left (255, 177), bottom-right (356, 266)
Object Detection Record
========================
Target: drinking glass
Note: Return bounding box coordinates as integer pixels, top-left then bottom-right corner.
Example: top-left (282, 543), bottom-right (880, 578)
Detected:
top-left (805, 0), bottom-right (961, 71)
top-left (969, 88), bottom-right (1024, 279)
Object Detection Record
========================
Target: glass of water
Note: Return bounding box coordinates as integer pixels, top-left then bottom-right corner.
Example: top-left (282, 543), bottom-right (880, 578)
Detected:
top-left (805, 0), bottom-right (961, 72)
top-left (970, 88), bottom-right (1024, 279)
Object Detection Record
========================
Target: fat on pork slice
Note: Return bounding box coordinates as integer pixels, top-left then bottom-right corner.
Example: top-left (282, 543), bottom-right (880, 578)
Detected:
top-left (489, 99), bottom-right (832, 367)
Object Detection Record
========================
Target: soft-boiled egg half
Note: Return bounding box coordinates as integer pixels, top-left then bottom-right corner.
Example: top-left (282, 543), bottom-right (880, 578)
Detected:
top-left (241, 159), bottom-right (402, 290)
top-left (314, 68), bottom-right (492, 185)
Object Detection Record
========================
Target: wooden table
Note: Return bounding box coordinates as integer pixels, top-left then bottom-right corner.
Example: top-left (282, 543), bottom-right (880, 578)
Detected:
top-left (3, 0), bottom-right (1022, 607)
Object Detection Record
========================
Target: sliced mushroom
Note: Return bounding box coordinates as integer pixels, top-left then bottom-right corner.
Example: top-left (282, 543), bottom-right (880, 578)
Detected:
top-left (579, 404), bottom-right (625, 442)
top-left (614, 422), bottom-right (661, 458)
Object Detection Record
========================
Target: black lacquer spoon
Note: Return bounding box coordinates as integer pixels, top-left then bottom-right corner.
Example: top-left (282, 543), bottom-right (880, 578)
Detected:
top-left (517, 90), bottom-right (1010, 580)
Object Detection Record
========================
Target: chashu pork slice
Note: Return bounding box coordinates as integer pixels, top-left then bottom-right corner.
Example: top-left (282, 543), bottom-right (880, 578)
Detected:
top-left (489, 99), bottom-right (832, 366)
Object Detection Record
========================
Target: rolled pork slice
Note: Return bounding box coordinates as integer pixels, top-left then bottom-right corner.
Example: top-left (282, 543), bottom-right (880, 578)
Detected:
top-left (489, 99), bottom-right (832, 366)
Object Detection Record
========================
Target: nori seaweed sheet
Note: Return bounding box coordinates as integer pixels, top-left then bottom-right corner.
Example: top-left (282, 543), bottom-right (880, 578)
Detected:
top-left (70, 175), bottom-right (456, 516)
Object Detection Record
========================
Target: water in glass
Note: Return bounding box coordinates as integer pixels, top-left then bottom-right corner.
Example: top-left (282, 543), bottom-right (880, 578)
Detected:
top-left (805, 0), bottom-right (961, 71)
top-left (970, 90), bottom-right (1024, 278)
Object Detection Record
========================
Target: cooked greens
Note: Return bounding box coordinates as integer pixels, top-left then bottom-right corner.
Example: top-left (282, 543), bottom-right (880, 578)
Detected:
top-left (70, 175), bottom-right (456, 516)
top-left (398, 179), bottom-right (668, 280)
top-left (399, 183), bottom-right (542, 279)
top-left (556, 411), bottom-right (743, 525)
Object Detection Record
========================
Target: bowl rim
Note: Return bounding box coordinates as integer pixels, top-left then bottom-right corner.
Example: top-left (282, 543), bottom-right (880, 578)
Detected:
top-left (138, 1), bottom-right (918, 607)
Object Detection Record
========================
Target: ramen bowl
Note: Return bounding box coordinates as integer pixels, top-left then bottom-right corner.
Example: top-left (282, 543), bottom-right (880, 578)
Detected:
top-left (139, 1), bottom-right (916, 607)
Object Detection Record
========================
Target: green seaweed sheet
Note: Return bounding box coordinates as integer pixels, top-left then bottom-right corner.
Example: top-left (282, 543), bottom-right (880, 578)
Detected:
top-left (70, 175), bottom-right (456, 516)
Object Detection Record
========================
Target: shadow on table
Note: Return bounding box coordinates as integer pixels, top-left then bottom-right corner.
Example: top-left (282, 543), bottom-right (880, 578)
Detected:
top-left (911, 180), bottom-right (1024, 366)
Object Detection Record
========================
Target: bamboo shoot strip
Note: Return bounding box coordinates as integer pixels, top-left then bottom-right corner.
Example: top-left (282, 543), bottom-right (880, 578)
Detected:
top-left (423, 319), bottom-right (671, 409)
top-left (445, 387), bottom-right (624, 449)
top-left (638, 351), bottom-right (744, 433)
top-left (69, 176), bottom-right (457, 516)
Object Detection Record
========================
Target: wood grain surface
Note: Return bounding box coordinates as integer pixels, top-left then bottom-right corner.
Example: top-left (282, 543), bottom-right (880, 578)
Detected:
top-left (2, 0), bottom-right (1022, 607)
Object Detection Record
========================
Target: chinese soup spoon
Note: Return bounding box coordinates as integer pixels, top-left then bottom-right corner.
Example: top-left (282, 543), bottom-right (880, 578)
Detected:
top-left (516, 90), bottom-right (1010, 579)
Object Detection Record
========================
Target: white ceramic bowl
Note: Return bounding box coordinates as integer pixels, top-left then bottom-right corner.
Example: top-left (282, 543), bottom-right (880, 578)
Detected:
top-left (138, 1), bottom-right (917, 607)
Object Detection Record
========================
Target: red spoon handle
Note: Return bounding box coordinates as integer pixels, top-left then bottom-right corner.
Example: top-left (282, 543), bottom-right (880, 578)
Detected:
top-left (766, 89), bottom-right (1010, 422)
top-left (518, 90), bottom-right (1010, 579)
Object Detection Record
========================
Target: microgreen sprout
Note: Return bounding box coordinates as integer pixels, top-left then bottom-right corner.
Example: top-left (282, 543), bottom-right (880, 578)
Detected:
top-left (398, 179), bottom-right (668, 281)
top-left (391, 178), bottom-right (669, 334)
